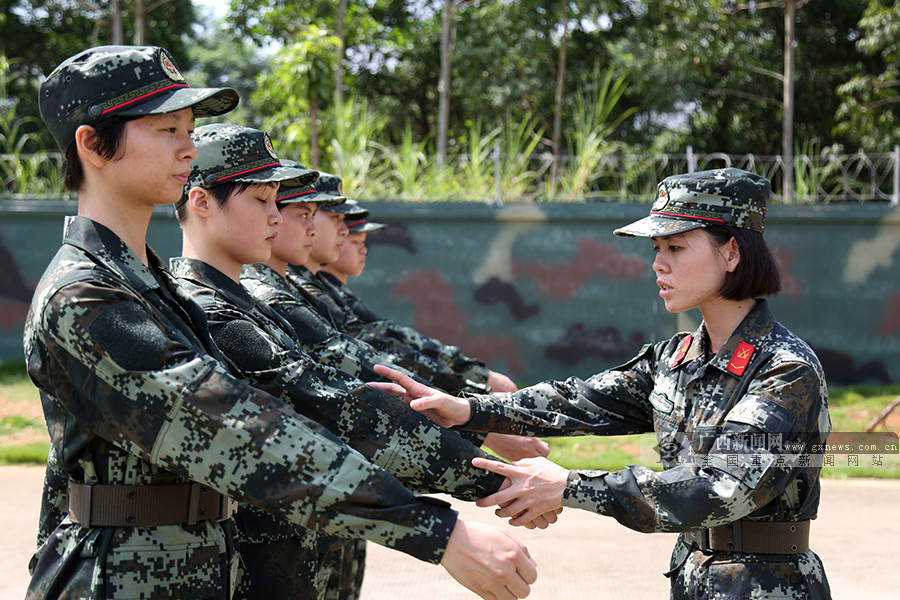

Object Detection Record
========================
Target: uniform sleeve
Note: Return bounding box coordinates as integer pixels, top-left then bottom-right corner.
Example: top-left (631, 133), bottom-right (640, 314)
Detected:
top-left (33, 279), bottom-right (457, 563)
top-left (562, 361), bottom-right (828, 533)
top-left (364, 318), bottom-right (490, 384)
top-left (202, 305), bottom-right (505, 502)
top-left (464, 349), bottom-right (658, 438)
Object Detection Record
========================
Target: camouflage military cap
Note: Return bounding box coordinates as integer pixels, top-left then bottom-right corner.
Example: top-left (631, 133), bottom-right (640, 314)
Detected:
top-left (343, 202), bottom-right (386, 233)
top-left (276, 163), bottom-right (348, 207)
top-left (327, 198), bottom-right (368, 221)
top-left (308, 173), bottom-right (349, 208)
top-left (614, 168), bottom-right (770, 238)
top-left (39, 45), bottom-right (239, 152)
top-left (184, 124), bottom-right (317, 197)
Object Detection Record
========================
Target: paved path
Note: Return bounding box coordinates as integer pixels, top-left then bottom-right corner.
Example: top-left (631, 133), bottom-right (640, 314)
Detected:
top-left (2, 466), bottom-right (897, 599)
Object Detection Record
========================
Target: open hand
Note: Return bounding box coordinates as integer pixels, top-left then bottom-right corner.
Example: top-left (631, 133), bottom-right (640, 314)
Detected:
top-left (371, 364), bottom-right (473, 427)
top-left (472, 456), bottom-right (570, 527)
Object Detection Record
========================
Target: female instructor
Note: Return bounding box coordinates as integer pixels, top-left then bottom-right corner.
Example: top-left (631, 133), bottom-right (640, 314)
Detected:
top-left (374, 168), bottom-right (832, 599)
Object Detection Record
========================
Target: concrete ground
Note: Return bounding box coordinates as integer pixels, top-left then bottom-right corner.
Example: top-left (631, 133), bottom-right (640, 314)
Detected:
top-left (2, 466), bottom-right (896, 599)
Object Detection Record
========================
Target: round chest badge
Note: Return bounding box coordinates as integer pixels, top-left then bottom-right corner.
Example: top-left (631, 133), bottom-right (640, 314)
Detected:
top-left (263, 133), bottom-right (278, 160)
top-left (159, 50), bottom-right (186, 83)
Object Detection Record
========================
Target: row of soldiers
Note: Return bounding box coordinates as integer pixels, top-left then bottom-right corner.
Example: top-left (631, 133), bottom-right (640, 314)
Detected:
top-left (25, 45), bottom-right (546, 600)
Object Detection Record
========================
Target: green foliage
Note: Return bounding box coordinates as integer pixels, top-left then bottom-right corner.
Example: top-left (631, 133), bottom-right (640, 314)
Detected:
top-left (329, 95), bottom-right (387, 197)
top-left (834, 0), bottom-right (900, 150)
top-left (252, 27), bottom-right (341, 164)
top-left (552, 67), bottom-right (638, 201)
top-left (0, 442), bottom-right (49, 465)
top-left (0, 54), bottom-right (65, 195)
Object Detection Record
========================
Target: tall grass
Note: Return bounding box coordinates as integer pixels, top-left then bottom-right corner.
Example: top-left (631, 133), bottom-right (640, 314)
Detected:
top-left (550, 67), bottom-right (638, 202)
top-left (0, 55), bottom-right (66, 196)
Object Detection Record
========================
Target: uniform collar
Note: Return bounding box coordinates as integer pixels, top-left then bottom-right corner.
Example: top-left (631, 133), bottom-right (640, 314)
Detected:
top-left (63, 216), bottom-right (162, 293)
top-left (670, 299), bottom-right (776, 378)
top-left (707, 299), bottom-right (776, 377)
top-left (169, 256), bottom-right (258, 311)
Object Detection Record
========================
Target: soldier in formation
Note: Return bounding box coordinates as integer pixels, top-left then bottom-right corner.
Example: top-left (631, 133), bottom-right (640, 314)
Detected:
top-left (171, 122), bottom-right (555, 598)
top-left (24, 45), bottom-right (538, 600)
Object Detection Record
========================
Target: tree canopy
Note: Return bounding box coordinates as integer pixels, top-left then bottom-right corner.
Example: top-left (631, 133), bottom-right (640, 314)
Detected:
top-left (3, 0), bottom-right (899, 190)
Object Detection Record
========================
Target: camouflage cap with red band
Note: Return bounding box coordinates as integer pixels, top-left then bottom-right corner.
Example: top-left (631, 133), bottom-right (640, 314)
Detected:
top-left (275, 162), bottom-right (346, 207)
top-left (39, 45), bottom-right (239, 152)
top-left (341, 201), bottom-right (386, 233)
top-left (186, 124), bottom-right (317, 190)
top-left (614, 168), bottom-right (770, 238)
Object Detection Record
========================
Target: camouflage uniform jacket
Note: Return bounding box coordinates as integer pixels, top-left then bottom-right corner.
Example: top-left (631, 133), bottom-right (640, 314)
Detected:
top-left (171, 257), bottom-right (503, 504)
top-left (464, 300), bottom-right (831, 599)
top-left (171, 258), bottom-right (504, 600)
top-left (284, 265), bottom-right (488, 395)
top-left (23, 218), bottom-right (462, 600)
top-left (316, 270), bottom-right (489, 384)
top-left (240, 263), bottom-right (434, 387)
top-left (241, 263), bottom-right (488, 448)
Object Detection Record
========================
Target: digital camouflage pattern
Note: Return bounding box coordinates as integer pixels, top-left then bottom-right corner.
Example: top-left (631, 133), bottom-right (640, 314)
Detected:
top-left (306, 172), bottom-right (348, 204)
top-left (276, 174), bottom-right (344, 208)
top-left (240, 263), bottom-right (488, 449)
top-left (281, 264), bottom-right (490, 394)
top-left (240, 263), bottom-right (434, 386)
top-left (23, 217), bottom-right (465, 599)
top-left (463, 299), bottom-right (831, 599)
top-left (171, 257), bottom-right (502, 501)
top-left (317, 269), bottom-right (490, 383)
top-left (171, 257), bottom-right (509, 598)
top-left (38, 45), bottom-right (238, 152)
top-left (614, 168), bottom-right (769, 238)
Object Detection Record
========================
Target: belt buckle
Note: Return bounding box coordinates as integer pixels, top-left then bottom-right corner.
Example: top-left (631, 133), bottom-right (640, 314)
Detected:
top-left (697, 529), bottom-right (710, 553)
top-left (686, 529), bottom-right (711, 554)
top-left (217, 495), bottom-right (237, 522)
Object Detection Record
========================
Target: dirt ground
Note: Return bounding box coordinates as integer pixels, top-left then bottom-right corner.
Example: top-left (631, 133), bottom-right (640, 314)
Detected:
top-left (2, 466), bottom-right (898, 600)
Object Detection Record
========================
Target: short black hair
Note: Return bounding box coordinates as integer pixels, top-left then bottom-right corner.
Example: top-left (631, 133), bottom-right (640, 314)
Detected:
top-left (63, 115), bottom-right (138, 192)
top-left (704, 224), bottom-right (781, 300)
top-left (174, 181), bottom-right (277, 222)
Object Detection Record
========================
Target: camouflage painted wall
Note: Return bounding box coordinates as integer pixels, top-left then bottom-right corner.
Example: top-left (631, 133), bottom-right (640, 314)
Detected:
top-left (2, 198), bottom-right (898, 386)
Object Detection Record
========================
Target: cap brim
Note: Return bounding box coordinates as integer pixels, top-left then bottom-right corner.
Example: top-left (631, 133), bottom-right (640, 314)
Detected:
top-left (118, 86), bottom-right (239, 119)
top-left (325, 197), bottom-right (365, 213)
top-left (349, 221), bottom-right (386, 233)
top-left (276, 190), bottom-right (344, 207)
top-left (613, 214), bottom-right (707, 238)
top-left (233, 163), bottom-right (318, 187)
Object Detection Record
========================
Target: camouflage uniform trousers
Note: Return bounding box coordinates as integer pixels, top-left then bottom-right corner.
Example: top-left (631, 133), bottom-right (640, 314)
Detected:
top-left (233, 529), bottom-right (365, 600)
top-left (668, 540), bottom-right (830, 599)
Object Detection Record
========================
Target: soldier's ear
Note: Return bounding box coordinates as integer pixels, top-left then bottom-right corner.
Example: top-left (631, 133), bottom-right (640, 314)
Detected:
top-left (722, 236), bottom-right (740, 273)
top-left (74, 125), bottom-right (106, 168)
top-left (187, 187), bottom-right (213, 220)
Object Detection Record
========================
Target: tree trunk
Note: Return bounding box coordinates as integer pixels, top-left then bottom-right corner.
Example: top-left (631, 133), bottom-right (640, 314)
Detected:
top-left (550, 2), bottom-right (569, 193)
top-left (438, 0), bottom-right (456, 165)
top-left (310, 96), bottom-right (321, 169)
top-left (782, 0), bottom-right (795, 202)
top-left (134, 0), bottom-right (147, 45)
top-left (110, 0), bottom-right (124, 44)
top-left (335, 0), bottom-right (347, 107)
